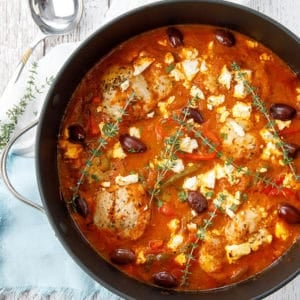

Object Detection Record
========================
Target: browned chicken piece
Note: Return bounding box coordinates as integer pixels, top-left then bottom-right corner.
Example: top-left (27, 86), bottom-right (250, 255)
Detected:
top-left (94, 183), bottom-right (150, 240)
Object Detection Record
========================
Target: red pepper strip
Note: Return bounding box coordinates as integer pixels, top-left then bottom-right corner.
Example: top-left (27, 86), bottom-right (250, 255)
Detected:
top-left (280, 128), bottom-right (300, 136)
top-left (91, 96), bottom-right (101, 104)
top-left (89, 116), bottom-right (100, 136)
top-left (262, 176), bottom-right (296, 198)
top-left (177, 151), bottom-right (216, 161)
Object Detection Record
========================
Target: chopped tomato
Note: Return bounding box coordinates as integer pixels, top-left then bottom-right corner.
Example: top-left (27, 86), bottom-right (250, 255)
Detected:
top-left (149, 239), bottom-right (164, 250)
top-left (89, 117), bottom-right (100, 136)
top-left (160, 202), bottom-right (175, 217)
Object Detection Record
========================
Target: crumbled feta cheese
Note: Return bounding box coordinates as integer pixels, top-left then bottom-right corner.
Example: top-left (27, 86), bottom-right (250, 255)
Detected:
top-left (182, 59), bottom-right (200, 81)
top-left (180, 47), bottom-right (199, 60)
top-left (182, 176), bottom-right (198, 191)
top-left (232, 102), bottom-right (252, 119)
top-left (218, 65), bottom-right (232, 90)
top-left (197, 169), bottom-right (216, 189)
top-left (187, 222), bottom-right (197, 232)
top-left (207, 95), bottom-right (225, 110)
top-left (190, 85), bottom-right (205, 100)
top-left (275, 120), bottom-right (291, 130)
top-left (115, 173), bottom-right (139, 186)
top-left (228, 120), bottom-right (245, 137)
top-left (213, 190), bottom-right (241, 218)
top-left (259, 53), bottom-right (273, 61)
top-left (261, 142), bottom-right (281, 161)
top-left (200, 60), bottom-right (208, 73)
top-left (129, 127), bottom-right (141, 138)
top-left (174, 253), bottom-right (187, 265)
top-left (168, 219), bottom-right (180, 232)
top-left (164, 52), bottom-right (175, 64)
top-left (179, 136), bottom-right (199, 153)
top-left (100, 181), bottom-right (111, 188)
top-left (171, 159), bottom-right (185, 173)
top-left (226, 243), bottom-right (251, 264)
top-left (170, 68), bottom-right (185, 81)
top-left (246, 40), bottom-right (258, 48)
top-left (110, 142), bottom-right (127, 159)
top-left (233, 82), bottom-right (247, 99)
top-left (275, 222), bottom-right (289, 241)
top-left (146, 111), bottom-right (155, 118)
top-left (133, 56), bottom-right (155, 76)
top-left (216, 106), bottom-right (230, 122)
top-left (167, 234), bottom-right (184, 251)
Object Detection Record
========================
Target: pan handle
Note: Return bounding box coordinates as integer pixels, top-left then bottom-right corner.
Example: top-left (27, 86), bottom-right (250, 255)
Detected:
top-left (0, 121), bottom-right (45, 213)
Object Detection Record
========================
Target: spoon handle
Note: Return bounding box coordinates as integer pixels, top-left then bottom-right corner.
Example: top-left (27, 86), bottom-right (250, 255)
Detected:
top-left (11, 33), bottom-right (46, 84)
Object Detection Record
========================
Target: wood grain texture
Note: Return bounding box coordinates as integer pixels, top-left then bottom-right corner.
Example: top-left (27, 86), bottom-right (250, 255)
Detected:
top-left (0, 0), bottom-right (298, 299)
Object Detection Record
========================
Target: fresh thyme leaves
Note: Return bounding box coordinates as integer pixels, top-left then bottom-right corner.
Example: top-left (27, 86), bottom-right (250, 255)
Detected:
top-left (0, 62), bottom-right (54, 150)
top-left (231, 61), bottom-right (299, 181)
top-left (149, 96), bottom-right (200, 206)
top-left (71, 92), bottom-right (136, 203)
top-left (165, 63), bottom-right (176, 74)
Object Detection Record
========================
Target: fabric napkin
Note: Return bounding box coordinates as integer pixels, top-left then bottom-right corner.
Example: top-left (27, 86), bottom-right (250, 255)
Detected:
top-left (0, 0), bottom-right (251, 299)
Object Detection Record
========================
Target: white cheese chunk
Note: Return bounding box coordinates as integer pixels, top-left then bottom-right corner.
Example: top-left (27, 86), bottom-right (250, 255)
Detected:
top-left (197, 169), bottom-right (216, 189)
top-left (182, 176), bottom-right (198, 191)
top-left (228, 120), bottom-right (245, 137)
top-left (120, 79), bottom-right (130, 92)
top-left (171, 159), bottom-right (185, 173)
top-left (182, 59), bottom-right (200, 81)
top-left (129, 127), bottom-right (141, 138)
top-left (225, 243), bottom-right (251, 264)
top-left (190, 85), bottom-right (205, 100)
top-left (133, 56), bottom-right (155, 76)
top-left (115, 173), bottom-right (139, 186)
top-left (207, 95), bottom-right (225, 110)
top-left (164, 52), bottom-right (175, 64)
top-left (110, 142), bottom-right (127, 159)
top-left (168, 219), bottom-right (180, 232)
top-left (179, 136), bottom-right (199, 153)
top-left (180, 47), bottom-right (199, 60)
top-left (167, 234), bottom-right (184, 251)
top-left (275, 120), bottom-right (291, 130)
top-left (218, 65), bottom-right (232, 90)
top-left (232, 102), bottom-right (252, 119)
top-left (200, 60), bottom-right (208, 73)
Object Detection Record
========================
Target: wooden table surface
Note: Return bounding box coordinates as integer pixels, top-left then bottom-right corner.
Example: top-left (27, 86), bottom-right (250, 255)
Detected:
top-left (0, 0), bottom-right (299, 299)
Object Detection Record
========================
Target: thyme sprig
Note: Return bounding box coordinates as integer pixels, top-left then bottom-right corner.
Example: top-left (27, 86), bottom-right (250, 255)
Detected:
top-left (0, 62), bottom-right (54, 149)
top-left (231, 61), bottom-right (299, 181)
top-left (149, 97), bottom-right (199, 206)
top-left (72, 92), bottom-right (136, 202)
top-left (180, 191), bottom-right (229, 286)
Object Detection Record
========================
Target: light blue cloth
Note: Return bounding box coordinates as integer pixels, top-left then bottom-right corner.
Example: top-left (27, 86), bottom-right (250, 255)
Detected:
top-left (0, 153), bottom-right (122, 299)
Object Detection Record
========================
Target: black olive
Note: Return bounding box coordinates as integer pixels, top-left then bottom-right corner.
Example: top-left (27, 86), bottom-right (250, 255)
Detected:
top-left (270, 103), bottom-right (296, 121)
top-left (182, 107), bottom-right (205, 124)
top-left (73, 196), bottom-right (89, 217)
top-left (166, 27), bottom-right (184, 48)
top-left (284, 143), bottom-right (300, 159)
top-left (278, 204), bottom-right (300, 224)
top-left (110, 248), bottom-right (136, 265)
top-left (68, 124), bottom-right (86, 144)
top-left (187, 191), bottom-right (208, 213)
top-left (152, 271), bottom-right (178, 288)
top-left (119, 134), bottom-right (147, 153)
top-left (215, 29), bottom-right (236, 47)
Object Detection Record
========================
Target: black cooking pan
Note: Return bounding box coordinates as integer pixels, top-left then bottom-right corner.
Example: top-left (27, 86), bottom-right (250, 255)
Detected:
top-left (2, 1), bottom-right (299, 299)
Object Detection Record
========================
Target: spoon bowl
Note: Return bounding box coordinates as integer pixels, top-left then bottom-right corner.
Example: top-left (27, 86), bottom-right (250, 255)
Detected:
top-left (29, 0), bottom-right (83, 35)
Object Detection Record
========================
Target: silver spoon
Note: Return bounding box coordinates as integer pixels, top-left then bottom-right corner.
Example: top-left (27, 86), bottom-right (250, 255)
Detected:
top-left (11, 0), bottom-right (83, 84)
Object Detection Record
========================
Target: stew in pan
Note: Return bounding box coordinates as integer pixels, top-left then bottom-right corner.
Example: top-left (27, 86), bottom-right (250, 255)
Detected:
top-left (58, 25), bottom-right (300, 290)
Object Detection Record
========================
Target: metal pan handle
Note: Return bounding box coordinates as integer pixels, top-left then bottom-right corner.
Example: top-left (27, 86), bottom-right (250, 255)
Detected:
top-left (0, 121), bottom-right (45, 213)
